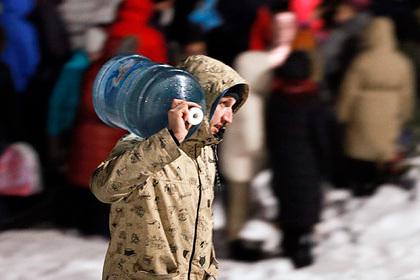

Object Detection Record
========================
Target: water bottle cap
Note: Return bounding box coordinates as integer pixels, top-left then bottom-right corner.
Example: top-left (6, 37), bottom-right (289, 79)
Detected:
top-left (188, 107), bottom-right (204, 126)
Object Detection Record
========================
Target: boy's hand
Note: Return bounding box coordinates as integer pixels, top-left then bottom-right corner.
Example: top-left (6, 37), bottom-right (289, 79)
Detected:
top-left (168, 99), bottom-right (201, 143)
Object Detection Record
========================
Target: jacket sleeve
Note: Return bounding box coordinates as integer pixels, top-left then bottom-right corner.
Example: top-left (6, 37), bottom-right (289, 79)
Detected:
top-left (90, 128), bottom-right (181, 203)
top-left (336, 60), bottom-right (362, 123)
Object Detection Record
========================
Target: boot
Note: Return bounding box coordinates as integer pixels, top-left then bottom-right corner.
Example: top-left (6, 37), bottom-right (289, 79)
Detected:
top-left (281, 227), bottom-right (314, 268)
top-left (228, 239), bottom-right (265, 262)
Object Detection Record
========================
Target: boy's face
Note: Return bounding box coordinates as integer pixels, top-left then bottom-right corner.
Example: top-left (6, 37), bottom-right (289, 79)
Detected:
top-left (209, 96), bottom-right (237, 135)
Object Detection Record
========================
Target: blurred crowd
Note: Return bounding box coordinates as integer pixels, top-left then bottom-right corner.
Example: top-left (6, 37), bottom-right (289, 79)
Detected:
top-left (0, 0), bottom-right (419, 270)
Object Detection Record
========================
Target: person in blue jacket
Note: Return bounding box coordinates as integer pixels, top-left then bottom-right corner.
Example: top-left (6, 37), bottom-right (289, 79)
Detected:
top-left (0, 0), bottom-right (40, 93)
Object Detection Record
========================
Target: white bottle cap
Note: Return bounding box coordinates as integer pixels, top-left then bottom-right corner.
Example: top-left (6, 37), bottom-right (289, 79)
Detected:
top-left (188, 107), bottom-right (204, 125)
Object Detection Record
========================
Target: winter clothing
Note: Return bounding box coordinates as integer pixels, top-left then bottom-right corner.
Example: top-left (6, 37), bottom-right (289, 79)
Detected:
top-left (266, 80), bottom-right (327, 229)
top-left (33, 0), bottom-right (71, 64)
top-left (206, 0), bottom-right (262, 65)
top-left (336, 17), bottom-right (415, 163)
top-left (47, 51), bottom-right (90, 137)
top-left (188, 0), bottom-right (223, 32)
top-left (266, 51), bottom-right (329, 232)
top-left (0, 0), bottom-right (40, 93)
top-left (90, 55), bottom-right (248, 280)
top-left (249, 5), bottom-right (273, 51)
top-left (21, 0), bottom-right (71, 163)
top-left (320, 11), bottom-right (371, 98)
top-left (106, 0), bottom-right (167, 63)
top-left (0, 62), bottom-right (20, 151)
top-left (47, 28), bottom-right (106, 138)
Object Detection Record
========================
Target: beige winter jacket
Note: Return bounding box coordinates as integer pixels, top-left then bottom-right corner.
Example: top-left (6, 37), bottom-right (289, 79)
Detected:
top-left (90, 55), bottom-right (249, 280)
top-left (336, 17), bottom-right (415, 162)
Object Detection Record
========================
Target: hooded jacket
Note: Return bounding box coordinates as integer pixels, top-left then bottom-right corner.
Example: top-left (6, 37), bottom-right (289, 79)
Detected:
top-left (336, 17), bottom-right (415, 162)
top-left (90, 55), bottom-right (248, 280)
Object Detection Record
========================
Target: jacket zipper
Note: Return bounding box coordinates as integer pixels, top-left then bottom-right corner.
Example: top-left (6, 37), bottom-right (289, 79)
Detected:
top-left (188, 146), bottom-right (203, 280)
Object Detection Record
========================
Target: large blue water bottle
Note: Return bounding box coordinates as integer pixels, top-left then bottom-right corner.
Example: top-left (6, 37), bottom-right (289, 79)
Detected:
top-left (93, 55), bottom-right (206, 139)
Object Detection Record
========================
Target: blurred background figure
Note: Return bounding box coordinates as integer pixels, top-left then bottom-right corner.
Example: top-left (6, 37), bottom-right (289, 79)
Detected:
top-left (46, 26), bottom-right (110, 235)
top-left (250, 0), bottom-right (323, 51)
top-left (265, 50), bottom-right (330, 268)
top-left (388, 1), bottom-right (420, 145)
top-left (0, 25), bottom-right (23, 226)
top-left (336, 17), bottom-right (415, 198)
top-left (206, 0), bottom-right (262, 66)
top-left (0, 27), bottom-right (20, 151)
top-left (220, 3), bottom-right (297, 260)
top-left (0, 0), bottom-right (44, 230)
top-left (52, 0), bottom-right (168, 237)
top-left (320, 0), bottom-right (372, 101)
top-left (47, 27), bottom-right (107, 176)
top-left (0, 0), bottom-right (40, 94)
top-left (320, 0), bottom-right (372, 193)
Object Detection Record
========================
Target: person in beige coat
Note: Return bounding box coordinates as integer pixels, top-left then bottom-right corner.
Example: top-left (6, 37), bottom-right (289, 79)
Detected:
top-left (336, 17), bottom-right (415, 196)
top-left (90, 55), bottom-right (249, 280)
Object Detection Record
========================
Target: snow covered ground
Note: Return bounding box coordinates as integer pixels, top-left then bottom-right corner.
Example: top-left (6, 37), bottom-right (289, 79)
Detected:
top-left (1, 179), bottom-right (420, 279)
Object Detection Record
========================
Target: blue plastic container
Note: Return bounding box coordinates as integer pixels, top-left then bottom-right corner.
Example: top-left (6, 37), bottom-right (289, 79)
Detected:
top-left (93, 55), bottom-right (206, 138)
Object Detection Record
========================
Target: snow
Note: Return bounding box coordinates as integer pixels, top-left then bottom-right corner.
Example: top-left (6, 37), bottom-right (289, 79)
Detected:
top-left (1, 179), bottom-right (420, 279)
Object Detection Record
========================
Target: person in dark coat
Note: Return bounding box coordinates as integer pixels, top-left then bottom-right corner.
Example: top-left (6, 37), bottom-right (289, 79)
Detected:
top-left (206, 0), bottom-right (262, 66)
top-left (0, 26), bottom-right (24, 228)
top-left (320, 0), bottom-right (372, 100)
top-left (265, 50), bottom-right (330, 268)
top-left (0, 27), bottom-right (20, 151)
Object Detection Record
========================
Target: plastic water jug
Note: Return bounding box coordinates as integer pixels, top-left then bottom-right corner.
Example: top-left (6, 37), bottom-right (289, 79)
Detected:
top-left (93, 55), bottom-right (206, 139)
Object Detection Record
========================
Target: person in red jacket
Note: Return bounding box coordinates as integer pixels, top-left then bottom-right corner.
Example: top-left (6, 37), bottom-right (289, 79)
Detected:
top-left (104, 0), bottom-right (168, 63)
top-left (62, 0), bottom-right (168, 237)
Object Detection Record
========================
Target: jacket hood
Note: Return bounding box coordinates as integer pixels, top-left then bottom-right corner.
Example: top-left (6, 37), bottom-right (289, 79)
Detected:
top-left (1, 0), bottom-right (35, 17)
top-left (114, 0), bottom-right (153, 26)
top-left (363, 17), bottom-right (396, 50)
top-left (177, 55), bottom-right (249, 151)
top-left (178, 55), bottom-right (249, 116)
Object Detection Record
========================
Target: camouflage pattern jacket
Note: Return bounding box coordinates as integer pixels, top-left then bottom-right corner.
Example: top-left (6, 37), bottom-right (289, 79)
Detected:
top-left (90, 55), bottom-right (249, 280)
